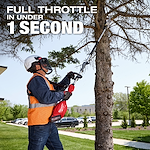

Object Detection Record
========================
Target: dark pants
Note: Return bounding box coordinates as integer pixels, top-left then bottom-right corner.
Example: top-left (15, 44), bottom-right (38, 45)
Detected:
top-left (28, 122), bottom-right (63, 150)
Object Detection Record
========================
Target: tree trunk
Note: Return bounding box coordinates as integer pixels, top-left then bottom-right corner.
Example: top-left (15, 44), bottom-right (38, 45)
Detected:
top-left (95, 1), bottom-right (114, 150)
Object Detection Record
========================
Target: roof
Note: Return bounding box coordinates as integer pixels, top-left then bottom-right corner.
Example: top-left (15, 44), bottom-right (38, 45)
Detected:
top-left (0, 98), bottom-right (4, 101)
top-left (0, 66), bottom-right (7, 75)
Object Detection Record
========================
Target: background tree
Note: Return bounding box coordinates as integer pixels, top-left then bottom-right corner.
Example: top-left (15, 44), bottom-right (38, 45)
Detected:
top-left (17, 105), bottom-right (28, 118)
top-left (113, 92), bottom-right (128, 111)
top-left (1, 0), bottom-right (150, 149)
top-left (64, 110), bottom-right (70, 117)
top-left (69, 107), bottom-right (81, 118)
top-left (0, 100), bottom-right (12, 120)
top-left (10, 104), bottom-right (22, 119)
top-left (129, 80), bottom-right (150, 125)
top-left (113, 92), bottom-right (128, 119)
top-left (70, 107), bottom-right (76, 117)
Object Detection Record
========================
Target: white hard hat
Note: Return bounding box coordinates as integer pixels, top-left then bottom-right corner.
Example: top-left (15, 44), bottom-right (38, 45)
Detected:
top-left (24, 55), bottom-right (41, 71)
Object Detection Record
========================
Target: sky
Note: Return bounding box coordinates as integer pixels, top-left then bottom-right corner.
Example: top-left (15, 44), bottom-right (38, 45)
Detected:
top-left (0, 34), bottom-right (150, 107)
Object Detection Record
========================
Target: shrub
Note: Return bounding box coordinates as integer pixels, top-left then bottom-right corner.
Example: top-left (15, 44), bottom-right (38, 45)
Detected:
top-left (142, 116), bottom-right (149, 127)
top-left (131, 115), bottom-right (136, 128)
top-left (121, 115), bottom-right (128, 129)
top-left (113, 109), bottom-right (119, 119)
top-left (83, 115), bottom-right (88, 128)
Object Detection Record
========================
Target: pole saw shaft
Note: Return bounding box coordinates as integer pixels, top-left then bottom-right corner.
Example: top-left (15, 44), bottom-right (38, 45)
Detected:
top-left (73, 17), bottom-right (112, 85)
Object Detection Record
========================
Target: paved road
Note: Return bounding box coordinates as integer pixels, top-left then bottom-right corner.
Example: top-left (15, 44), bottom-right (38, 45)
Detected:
top-left (76, 120), bottom-right (144, 128)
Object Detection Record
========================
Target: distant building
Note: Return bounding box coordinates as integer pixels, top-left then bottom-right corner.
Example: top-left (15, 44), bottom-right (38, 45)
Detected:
top-left (67, 104), bottom-right (95, 114)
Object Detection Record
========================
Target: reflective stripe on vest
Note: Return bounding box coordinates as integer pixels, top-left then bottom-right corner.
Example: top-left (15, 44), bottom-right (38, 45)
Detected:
top-left (27, 73), bottom-right (55, 126)
top-left (29, 103), bottom-right (55, 109)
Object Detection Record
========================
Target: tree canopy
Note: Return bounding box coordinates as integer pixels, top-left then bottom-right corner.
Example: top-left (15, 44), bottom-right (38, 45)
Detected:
top-left (0, 0), bottom-right (150, 61)
top-left (0, 100), bottom-right (28, 120)
top-left (129, 80), bottom-right (150, 120)
top-left (10, 104), bottom-right (23, 119)
top-left (113, 92), bottom-right (128, 111)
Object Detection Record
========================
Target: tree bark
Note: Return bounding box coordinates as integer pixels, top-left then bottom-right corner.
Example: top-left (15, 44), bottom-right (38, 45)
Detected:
top-left (95, 1), bottom-right (114, 150)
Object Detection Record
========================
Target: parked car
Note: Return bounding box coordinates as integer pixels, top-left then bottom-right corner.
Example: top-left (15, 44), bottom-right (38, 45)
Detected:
top-left (86, 116), bottom-right (92, 123)
top-left (21, 118), bottom-right (28, 125)
top-left (77, 116), bottom-right (92, 123)
top-left (89, 116), bottom-right (96, 121)
top-left (76, 117), bottom-right (84, 123)
top-left (54, 117), bottom-right (79, 127)
top-left (12, 118), bottom-right (23, 124)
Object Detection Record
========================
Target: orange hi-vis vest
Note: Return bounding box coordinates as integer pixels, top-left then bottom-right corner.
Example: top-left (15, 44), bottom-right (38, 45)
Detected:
top-left (27, 73), bottom-right (55, 126)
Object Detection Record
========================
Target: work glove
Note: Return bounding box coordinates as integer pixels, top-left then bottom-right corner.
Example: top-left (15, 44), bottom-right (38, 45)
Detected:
top-left (63, 91), bottom-right (72, 100)
top-left (66, 71), bottom-right (75, 79)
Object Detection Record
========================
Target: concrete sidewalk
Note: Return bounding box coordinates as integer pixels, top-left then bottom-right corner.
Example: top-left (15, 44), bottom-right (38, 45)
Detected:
top-left (58, 130), bottom-right (150, 150)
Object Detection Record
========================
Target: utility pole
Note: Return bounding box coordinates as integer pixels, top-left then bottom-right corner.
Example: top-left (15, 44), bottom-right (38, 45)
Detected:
top-left (125, 86), bottom-right (131, 126)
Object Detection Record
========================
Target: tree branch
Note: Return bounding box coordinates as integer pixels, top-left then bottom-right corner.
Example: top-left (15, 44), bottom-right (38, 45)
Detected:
top-left (83, 0), bottom-right (90, 8)
top-left (116, 11), bottom-right (150, 18)
top-left (54, 40), bottom-right (96, 67)
top-left (106, 0), bottom-right (134, 16)
top-left (111, 33), bottom-right (150, 52)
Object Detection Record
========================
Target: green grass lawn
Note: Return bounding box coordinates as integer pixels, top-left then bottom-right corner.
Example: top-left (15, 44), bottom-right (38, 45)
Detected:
top-left (113, 130), bottom-right (150, 143)
top-left (74, 128), bottom-right (150, 143)
top-left (0, 123), bottom-right (28, 150)
top-left (0, 123), bottom-right (146, 150)
top-left (59, 134), bottom-right (143, 150)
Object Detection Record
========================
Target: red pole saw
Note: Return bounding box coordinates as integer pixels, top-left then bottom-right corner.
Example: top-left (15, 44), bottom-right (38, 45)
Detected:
top-left (50, 73), bottom-right (82, 122)
top-left (50, 17), bottom-right (112, 123)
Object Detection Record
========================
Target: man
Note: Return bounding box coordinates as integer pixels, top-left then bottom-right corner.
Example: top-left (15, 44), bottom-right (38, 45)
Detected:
top-left (24, 55), bottom-right (74, 150)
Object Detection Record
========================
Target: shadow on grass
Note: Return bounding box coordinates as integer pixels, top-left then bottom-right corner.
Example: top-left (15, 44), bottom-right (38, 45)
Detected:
top-left (132, 136), bottom-right (150, 143)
